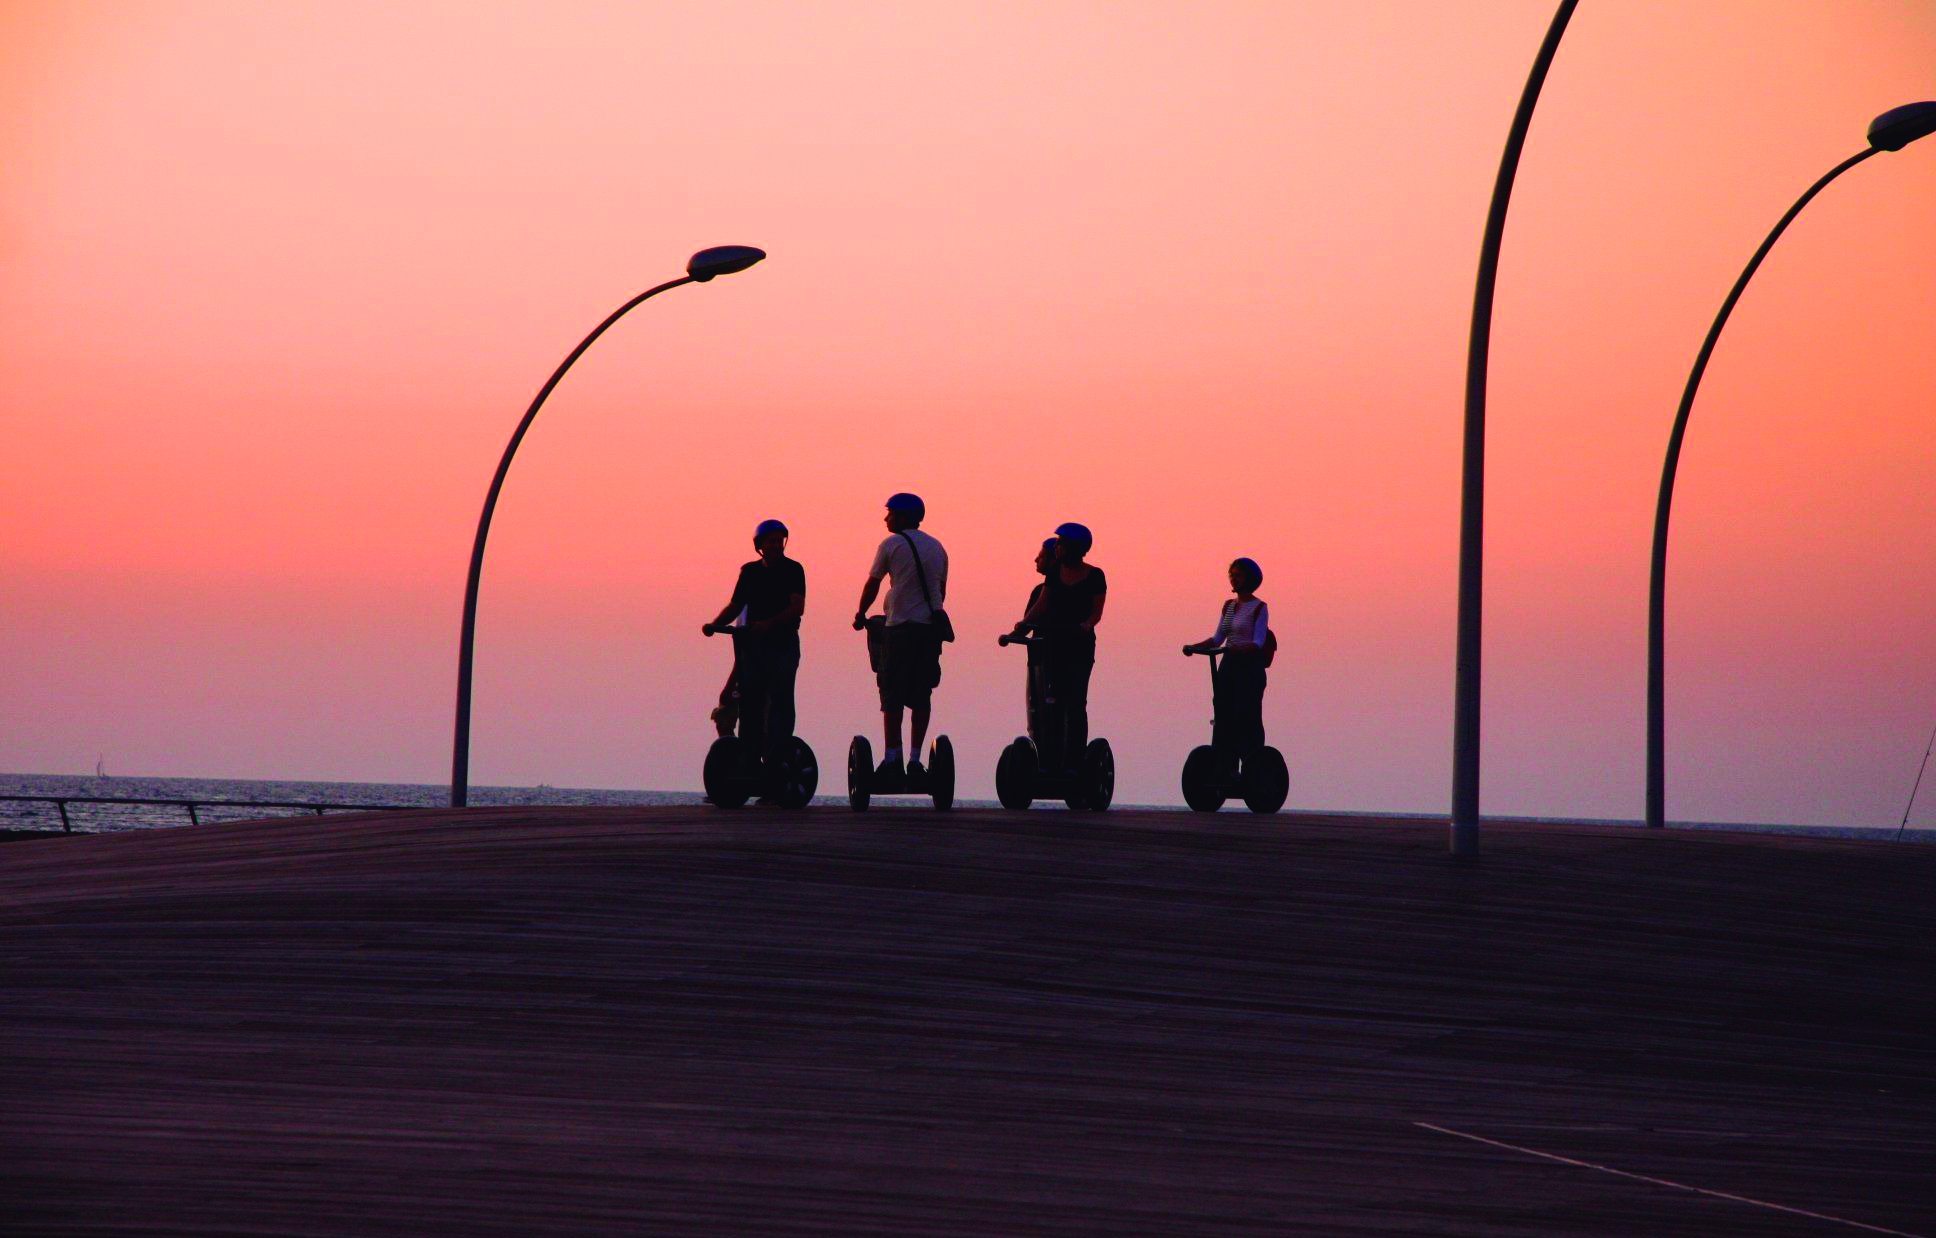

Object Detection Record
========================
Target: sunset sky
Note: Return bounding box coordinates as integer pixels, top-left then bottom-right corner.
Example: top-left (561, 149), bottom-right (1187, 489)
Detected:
top-left (4, 1), bottom-right (1933, 823)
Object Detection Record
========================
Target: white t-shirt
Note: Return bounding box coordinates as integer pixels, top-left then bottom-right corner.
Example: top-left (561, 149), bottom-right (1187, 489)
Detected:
top-left (869, 529), bottom-right (948, 626)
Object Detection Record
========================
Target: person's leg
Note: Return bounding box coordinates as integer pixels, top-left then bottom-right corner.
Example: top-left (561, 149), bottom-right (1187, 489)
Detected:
top-left (1025, 652), bottom-right (1044, 747)
top-left (1216, 657), bottom-right (1263, 764)
top-left (878, 626), bottom-right (908, 774)
top-left (1237, 663), bottom-right (1266, 755)
top-left (736, 649), bottom-right (774, 760)
top-left (712, 668), bottom-right (739, 738)
top-left (1211, 660), bottom-right (1237, 762)
top-left (907, 626), bottom-right (938, 762)
top-left (766, 644), bottom-right (799, 753)
top-left (1064, 643), bottom-right (1094, 765)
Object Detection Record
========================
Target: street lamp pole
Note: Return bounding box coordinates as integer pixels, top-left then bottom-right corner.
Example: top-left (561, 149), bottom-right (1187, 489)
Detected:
top-left (1453, 0), bottom-right (1578, 859)
top-left (1645, 103), bottom-right (1936, 831)
top-left (451, 246), bottom-right (767, 808)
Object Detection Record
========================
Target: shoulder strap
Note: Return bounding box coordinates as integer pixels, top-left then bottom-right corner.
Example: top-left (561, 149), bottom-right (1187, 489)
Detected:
top-left (899, 531), bottom-right (939, 613)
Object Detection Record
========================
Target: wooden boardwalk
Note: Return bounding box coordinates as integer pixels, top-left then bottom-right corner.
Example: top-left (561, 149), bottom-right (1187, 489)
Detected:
top-left (2, 806), bottom-right (1932, 1236)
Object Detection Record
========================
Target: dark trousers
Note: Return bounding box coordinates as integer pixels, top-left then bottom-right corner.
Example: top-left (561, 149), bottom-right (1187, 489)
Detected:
top-left (1042, 631), bottom-right (1096, 771)
top-left (1212, 650), bottom-right (1267, 762)
top-left (1025, 651), bottom-right (1049, 751)
top-left (734, 637), bottom-right (799, 761)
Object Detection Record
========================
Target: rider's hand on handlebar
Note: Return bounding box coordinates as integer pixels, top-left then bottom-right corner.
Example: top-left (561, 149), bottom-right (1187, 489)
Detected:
top-left (852, 611), bottom-right (867, 631)
top-left (702, 623), bottom-right (717, 637)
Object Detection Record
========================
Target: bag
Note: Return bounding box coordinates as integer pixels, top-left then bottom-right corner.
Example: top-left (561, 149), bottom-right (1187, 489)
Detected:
top-left (900, 531), bottom-right (955, 643)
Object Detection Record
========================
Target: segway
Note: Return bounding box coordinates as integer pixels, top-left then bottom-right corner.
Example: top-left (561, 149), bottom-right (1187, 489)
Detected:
top-left (846, 735), bottom-right (955, 811)
top-left (1179, 648), bottom-right (1287, 813)
top-left (701, 630), bottom-right (818, 809)
top-left (993, 633), bottom-right (1114, 810)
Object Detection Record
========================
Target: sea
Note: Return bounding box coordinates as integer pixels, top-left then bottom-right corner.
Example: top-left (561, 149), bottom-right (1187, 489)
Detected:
top-left (0, 772), bottom-right (703, 834)
top-left (0, 771), bottom-right (1926, 841)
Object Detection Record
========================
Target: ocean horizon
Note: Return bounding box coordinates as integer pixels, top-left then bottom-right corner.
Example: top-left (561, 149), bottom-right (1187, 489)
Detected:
top-left (2, 771), bottom-right (1929, 842)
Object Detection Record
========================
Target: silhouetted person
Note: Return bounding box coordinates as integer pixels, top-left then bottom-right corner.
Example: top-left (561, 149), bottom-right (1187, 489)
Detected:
top-left (1008, 522), bottom-right (1105, 771)
top-left (1182, 557), bottom-right (1271, 771)
top-left (703, 519), bottom-right (805, 765)
top-left (1015, 536), bottom-right (1056, 748)
top-left (853, 492), bottom-right (948, 784)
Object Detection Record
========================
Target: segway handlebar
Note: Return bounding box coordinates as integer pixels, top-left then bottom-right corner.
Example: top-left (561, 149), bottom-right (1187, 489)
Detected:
top-left (998, 632), bottom-right (1043, 648)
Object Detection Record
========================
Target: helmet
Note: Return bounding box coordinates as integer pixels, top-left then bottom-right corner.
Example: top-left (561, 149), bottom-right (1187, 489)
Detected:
top-left (1053, 522), bottom-right (1092, 552)
top-left (753, 518), bottom-right (789, 539)
top-left (1041, 536), bottom-right (1059, 551)
top-left (884, 492), bottom-right (925, 519)
top-left (1231, 557), bottom-right (1262, 587)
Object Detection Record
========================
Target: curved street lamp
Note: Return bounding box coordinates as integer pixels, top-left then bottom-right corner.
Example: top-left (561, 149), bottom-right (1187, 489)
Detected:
top-left (451, 246), bottom-right (767, 808)
top-left (1646, 102), bottom-right (1936, 831)
top-left (1452, 0), bottom-right (1579, 859)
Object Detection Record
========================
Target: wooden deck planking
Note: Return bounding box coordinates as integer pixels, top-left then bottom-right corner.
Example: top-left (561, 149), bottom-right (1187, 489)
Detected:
top-left (1, 806), bottom-right (1932, 1235)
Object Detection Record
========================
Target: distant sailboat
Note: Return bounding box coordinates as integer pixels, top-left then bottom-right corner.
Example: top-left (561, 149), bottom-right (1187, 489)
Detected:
top-left (95, 754), bottom-right (107, 779)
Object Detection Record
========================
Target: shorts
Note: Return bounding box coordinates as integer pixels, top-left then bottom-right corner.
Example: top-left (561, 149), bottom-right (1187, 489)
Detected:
top-left (876, 621), bottom-right (942, 711)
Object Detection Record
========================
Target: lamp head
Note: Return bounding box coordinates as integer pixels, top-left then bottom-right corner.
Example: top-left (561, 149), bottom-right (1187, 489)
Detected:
top-left (1868, 102), bottom-right (1936, 152)
top-left (687, 245), bottom-right (766, 282)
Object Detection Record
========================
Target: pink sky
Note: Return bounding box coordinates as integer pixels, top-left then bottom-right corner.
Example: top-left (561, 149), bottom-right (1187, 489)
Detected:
top-left (4, 1), bottom-right (1934, 823)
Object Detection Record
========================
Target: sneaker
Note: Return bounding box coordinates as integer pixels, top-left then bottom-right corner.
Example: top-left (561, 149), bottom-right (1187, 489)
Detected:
top-left (874, 755), bottom-right (904, 782)
top-left (905, 760), bottom-right (927, 789)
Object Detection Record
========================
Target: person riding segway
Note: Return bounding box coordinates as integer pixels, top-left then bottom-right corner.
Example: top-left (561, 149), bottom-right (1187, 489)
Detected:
top-left (700, 519), bottom-right (817, 809)
top-left (847, 493), bottom-right (955, 810)
top-left (1180, 557), bottom-right (1287, 813)
top-left (995, 523), bottom-right (1114, 810)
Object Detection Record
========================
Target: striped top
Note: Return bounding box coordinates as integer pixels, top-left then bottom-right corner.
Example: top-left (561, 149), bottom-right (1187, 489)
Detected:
top-left (1205, 597), bottom-right (1268, 651)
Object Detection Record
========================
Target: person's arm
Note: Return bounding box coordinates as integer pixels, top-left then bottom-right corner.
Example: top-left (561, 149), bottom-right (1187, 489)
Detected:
top-left (704, 601), bottom-right (741, 635)
top-left (750, 593), bottom-right (805, 635)
top-left (853, 576), bottom-right (883, 630)
top-left (854, 542), bottom-right (889, 630)
top-left (1185, 603), bottom-right (1229, 654)
top-left (1080, 577), bottom-right (1106, 633)
top-left (1010, 587), bottom-right (1050, 639)
top-left (704, 570), bottom-right (748, 635)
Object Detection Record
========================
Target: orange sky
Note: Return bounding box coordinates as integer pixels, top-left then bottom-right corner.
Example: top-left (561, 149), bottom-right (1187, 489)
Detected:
top-left (4, 1), bottom-right (1933, 823)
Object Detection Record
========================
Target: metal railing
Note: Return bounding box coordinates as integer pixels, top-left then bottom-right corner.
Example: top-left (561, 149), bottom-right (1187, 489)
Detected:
top-left (0, 795), bottom-right (421, 834)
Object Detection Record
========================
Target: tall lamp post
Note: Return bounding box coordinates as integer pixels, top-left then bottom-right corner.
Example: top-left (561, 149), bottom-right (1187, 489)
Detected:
top-left (1646, 102), bottom-right (1936, 831)
top-left (1452, 0), bottom-right (1578, 859)
top-left (450, 245), bottom-right (767, 808)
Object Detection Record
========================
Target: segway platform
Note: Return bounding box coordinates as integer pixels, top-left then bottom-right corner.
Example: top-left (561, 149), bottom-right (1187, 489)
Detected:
top-left (847, 736), bottom-right (955, 811)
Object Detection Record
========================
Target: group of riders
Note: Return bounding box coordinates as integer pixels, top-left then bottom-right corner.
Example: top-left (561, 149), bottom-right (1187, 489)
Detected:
top-left (702, 491), bottom-right (1275, 796)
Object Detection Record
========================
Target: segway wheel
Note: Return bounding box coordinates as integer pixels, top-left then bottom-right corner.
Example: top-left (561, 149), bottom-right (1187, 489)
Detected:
top-left (928, 735), bottom-right (955, 811)
top-left (847, 736), bottom-right (873, 811)
top-left (1080, 738), bottom-right (1115, 811)
top-left (995, 737), bottom-right (1036, 810)
top-left (1180, 745), bottom-right (1226, 813)
top-left (1240, 745), bottom-right (1289, 815)
top-left (703, 736), bottom-right (751, 809)
top-left (769, 736), bottom-right (819, 810)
